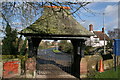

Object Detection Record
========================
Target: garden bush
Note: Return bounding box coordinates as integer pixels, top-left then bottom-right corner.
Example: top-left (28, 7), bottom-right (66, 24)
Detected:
top-left (58, 40), bottom-right (73, 54)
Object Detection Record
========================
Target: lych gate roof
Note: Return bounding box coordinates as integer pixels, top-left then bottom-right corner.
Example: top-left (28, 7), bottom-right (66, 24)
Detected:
top-left (20, 7), bottom-right (94, 37)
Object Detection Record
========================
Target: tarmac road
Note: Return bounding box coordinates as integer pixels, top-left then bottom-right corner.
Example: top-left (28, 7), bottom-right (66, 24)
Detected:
top-left (37, 47), bottom-right (73, 75)
top-left (37, 47), bottom-right (72, 61)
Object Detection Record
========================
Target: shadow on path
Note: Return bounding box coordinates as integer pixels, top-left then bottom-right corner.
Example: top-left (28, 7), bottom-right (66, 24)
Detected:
top-left (36, 58), bottom-right (72, 75)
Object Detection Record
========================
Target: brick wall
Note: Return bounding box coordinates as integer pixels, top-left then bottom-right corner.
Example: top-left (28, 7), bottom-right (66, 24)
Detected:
top-left (80, 58), bottom-right (87, 74)
top-left (3, 59), bottom-right (21, 78)
top-left (25, 58), bottom-right (36, 78)
top-left (0, 60), bottom-right (3, 79)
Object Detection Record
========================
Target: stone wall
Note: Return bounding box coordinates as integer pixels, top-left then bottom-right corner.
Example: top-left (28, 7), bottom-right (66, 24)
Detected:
top-left (80, 55), bottom-right (102, 78)
top-left (82, 54), bottom-right (115, 75)
top-left (103, 59), bottom-right (114, 70)
top-left (81, 54), bottom-right (115, 78)
top-left (117, 56), bottom-right (120, 65)
top-left (85, 54), bottom-right (102, 72)
top-left (25, 58), bottom-right (36, 78)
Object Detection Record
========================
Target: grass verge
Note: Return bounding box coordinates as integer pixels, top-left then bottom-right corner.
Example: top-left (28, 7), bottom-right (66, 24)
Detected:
top-left (52, 49), bottom-right (61, 53)
top-left (89, 66), bottom-right (120, 78)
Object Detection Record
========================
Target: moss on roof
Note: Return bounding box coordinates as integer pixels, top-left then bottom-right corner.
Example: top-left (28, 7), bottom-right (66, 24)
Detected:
top-left (20, 7), bottom-right (94, 36)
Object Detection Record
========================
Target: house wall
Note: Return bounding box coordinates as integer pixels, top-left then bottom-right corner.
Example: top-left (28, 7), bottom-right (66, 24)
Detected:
top-left (92, 40), bottom-right (107, 47)
top-left (85, 36), bottom-right (108, 47)
top-left (99, 40), bottom-right (107, 46)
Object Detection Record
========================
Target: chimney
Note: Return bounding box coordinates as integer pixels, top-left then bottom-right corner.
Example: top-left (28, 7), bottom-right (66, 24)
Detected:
top-left (89, 24), bottom-right (93, 31)
top-left (102, 28), bottom-right (104, 33)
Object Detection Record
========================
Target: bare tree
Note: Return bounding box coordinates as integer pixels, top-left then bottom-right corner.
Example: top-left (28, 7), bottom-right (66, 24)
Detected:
top-left (0, 2), bottom-right (91, 33)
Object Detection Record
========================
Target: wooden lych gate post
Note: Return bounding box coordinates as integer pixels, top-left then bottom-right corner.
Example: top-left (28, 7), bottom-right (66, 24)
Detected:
top-left (71, 39), bottom-right (85, 78)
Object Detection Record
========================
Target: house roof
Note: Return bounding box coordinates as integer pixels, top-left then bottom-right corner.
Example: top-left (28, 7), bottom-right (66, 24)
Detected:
top-left (20, 7), bottom-right (94, 37)
top-left (93, 31), bottom-right (110, 40)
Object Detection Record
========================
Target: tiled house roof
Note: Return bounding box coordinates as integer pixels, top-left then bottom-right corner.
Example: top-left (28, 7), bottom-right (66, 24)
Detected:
top-left (93, 31), bottom-right (110, 41)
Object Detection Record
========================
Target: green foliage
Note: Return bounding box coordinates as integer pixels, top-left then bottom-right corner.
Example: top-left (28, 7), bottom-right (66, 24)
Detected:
top-left (17, 54), bottom-right (28, 69)
top-left (2, 23), bottom-right (28, 56)
top-left (58, 40), bottom-right (73, 54)
top-left (84, 46), bottom-right (112, 55)
top-left (2, 55), bottom-right (16, 59)
top-left (2, 23), bottom-right (28, 71)
top-left (2, 23), bottom-right (18, 55)
top-left (84, 46), bottom-right (95, 55)
top-left (106, 40), bottom-right (113, 48)
top-left (39, 41), bottom-right (51, 49)
top-left (20, 38), bottom-right (27, 55)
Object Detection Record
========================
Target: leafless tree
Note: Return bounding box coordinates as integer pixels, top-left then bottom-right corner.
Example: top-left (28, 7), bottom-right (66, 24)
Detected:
top-left (0, 2), bottom-right (91, 33)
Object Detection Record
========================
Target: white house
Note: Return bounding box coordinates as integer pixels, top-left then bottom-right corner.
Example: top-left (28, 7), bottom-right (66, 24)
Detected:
top-left (85, 24), bottom-right (110, 47)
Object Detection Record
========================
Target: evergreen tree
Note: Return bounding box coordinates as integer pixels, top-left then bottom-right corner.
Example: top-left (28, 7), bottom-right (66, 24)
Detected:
top-left (2, 23), bottom-right (18, 55)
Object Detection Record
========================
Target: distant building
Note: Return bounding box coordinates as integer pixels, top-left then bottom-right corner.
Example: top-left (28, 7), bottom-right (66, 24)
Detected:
top-left (108, 28), bottom-right (120, 39)
top-left (85, 24), bottom-right (110, 47)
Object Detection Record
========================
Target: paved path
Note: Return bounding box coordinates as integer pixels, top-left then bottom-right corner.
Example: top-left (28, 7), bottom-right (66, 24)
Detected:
top-left (37, 48), bottom-right (72, 67)
top-left (36, 64), bottom-right (76, 79)
top-left (36, 48), bottom-right (78, 79)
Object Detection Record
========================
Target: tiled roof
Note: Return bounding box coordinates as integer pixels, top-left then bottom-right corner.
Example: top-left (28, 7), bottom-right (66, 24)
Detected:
top-left (20, 7), bottom-right (94, 36)
top-left (93, 31), bottom-right (110, 40)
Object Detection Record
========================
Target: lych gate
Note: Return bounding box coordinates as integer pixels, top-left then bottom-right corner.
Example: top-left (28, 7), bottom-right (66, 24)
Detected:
top-left (19, 7), bottom-right (94, 78)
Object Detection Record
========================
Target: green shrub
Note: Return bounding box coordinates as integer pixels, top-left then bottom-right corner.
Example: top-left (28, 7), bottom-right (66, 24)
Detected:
top-left (58, 40), bottom-right (73, 54)
top-left (17, 54), bottom-right (28, 69)
top-left (84, 46), bottom-right (95, 55)
top-left (2, 55), bottom-right (16, 60)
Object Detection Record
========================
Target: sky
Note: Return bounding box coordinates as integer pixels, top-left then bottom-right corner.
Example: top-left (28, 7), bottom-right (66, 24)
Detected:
top-left (0, 2), bottom-right (119, 38)
top-left (78, 2), bottom-right (118, 33)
